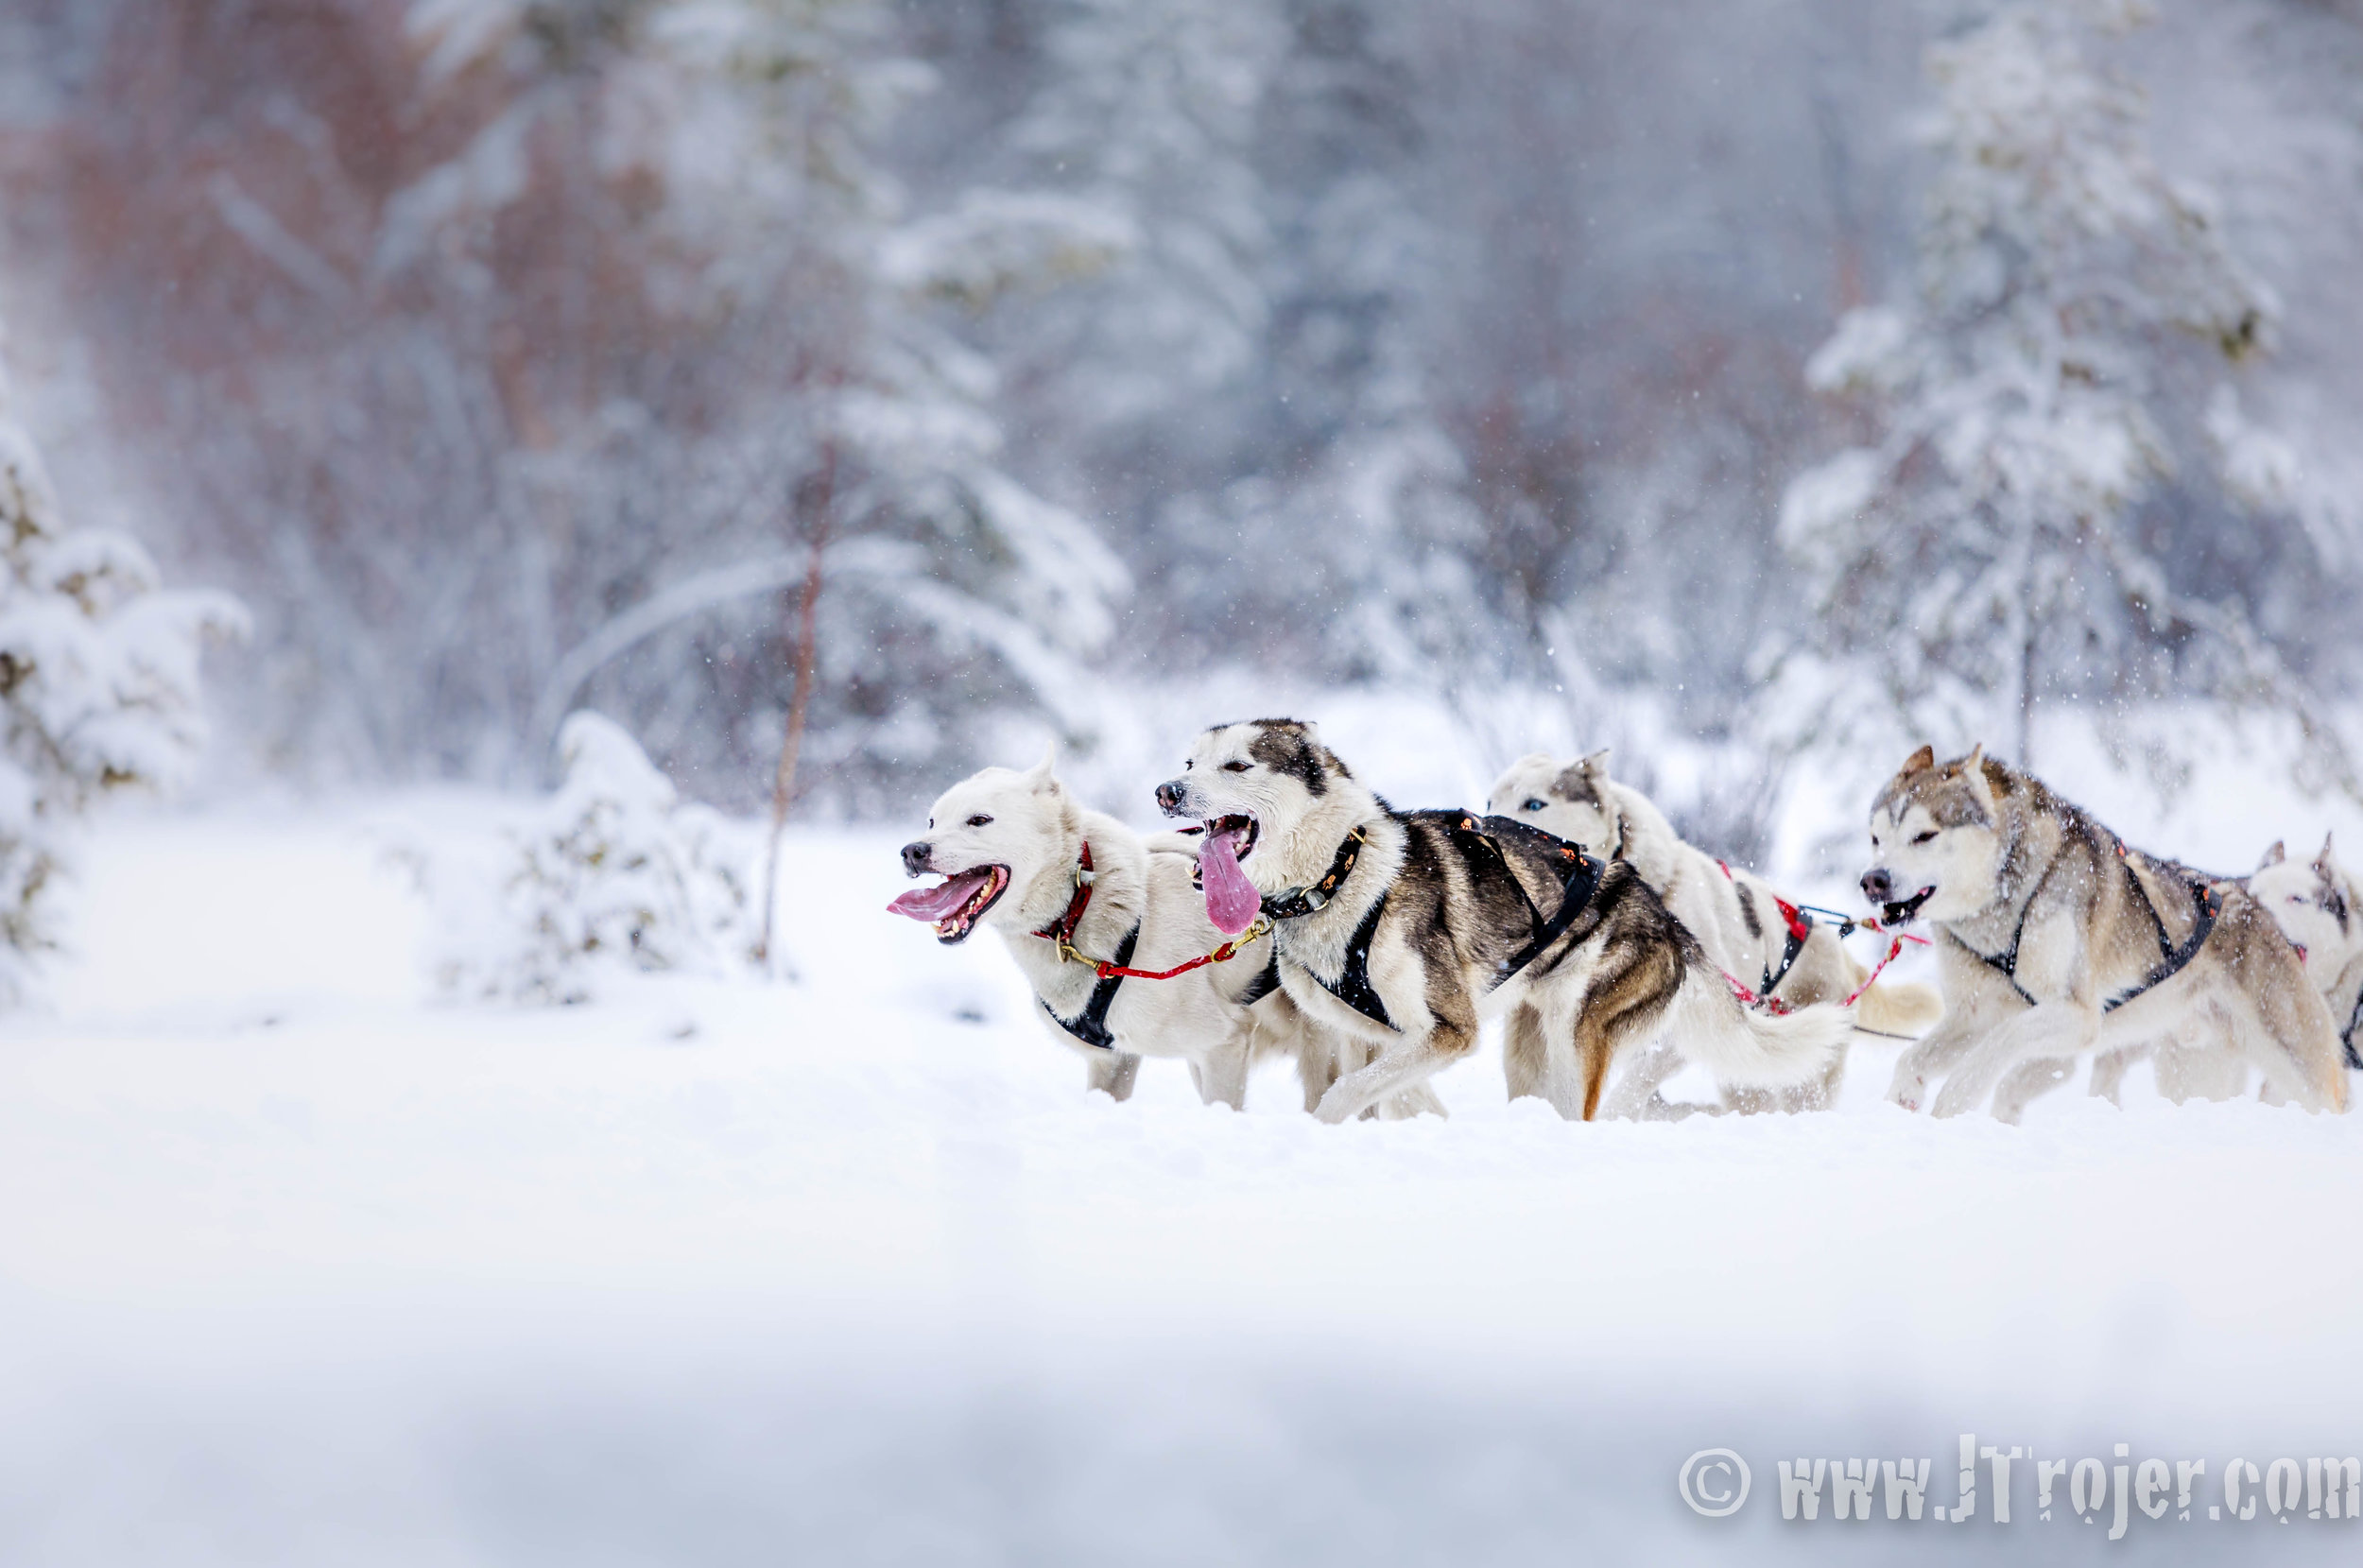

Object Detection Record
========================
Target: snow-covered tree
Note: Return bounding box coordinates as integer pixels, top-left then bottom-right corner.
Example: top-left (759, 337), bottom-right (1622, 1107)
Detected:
top-left (0, 340), bottom-right (245, 999)
top-left (393, 0), bottom-right (1128, 811)
top-left (422, 711), bottom-right (755, 1004)
top-left (1780, 0), bottom-right (2346, 785)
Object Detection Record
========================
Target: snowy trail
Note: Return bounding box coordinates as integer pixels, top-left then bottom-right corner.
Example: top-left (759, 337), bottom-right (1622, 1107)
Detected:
top-left (2, 801), bottom-right (2357, 1563)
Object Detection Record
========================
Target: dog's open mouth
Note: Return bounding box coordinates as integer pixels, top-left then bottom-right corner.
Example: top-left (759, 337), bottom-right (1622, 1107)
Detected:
top-left (887, 865), bottom-right (1009, 943)
top-left (1882, 886), bottom-right (1937, 925)
top-left (1202, 813), bottom-right (1259, 861)
top-left (1198, 813), bottom-right (1263, 937)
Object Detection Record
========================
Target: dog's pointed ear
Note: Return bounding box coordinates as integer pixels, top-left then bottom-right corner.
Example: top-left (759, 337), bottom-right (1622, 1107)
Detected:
top-left (1022, 742), bottom-right (1059, 793)
top-left (1902, 744), bottom-right (1935, 776)
top-left (2259, 839), bottom-right (2286, 870)
top-left (1578, 747), bottom-right (1612, 775)
top-left (2317, 832), bottom-right (2337, 870)
top-left (1955, 744), bottom-right (1997, 810)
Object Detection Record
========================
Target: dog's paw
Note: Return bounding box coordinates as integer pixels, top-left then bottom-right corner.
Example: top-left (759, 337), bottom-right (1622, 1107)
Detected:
top-left (1927, 1082), bottom-right (1983, 1119)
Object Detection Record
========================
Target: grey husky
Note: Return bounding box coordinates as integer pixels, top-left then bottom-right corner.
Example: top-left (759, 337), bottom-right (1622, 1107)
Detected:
top-left (1859, 745), bottom-right (2347, 1120)
top-left (1155, 719), bottom-right (1853, 1123)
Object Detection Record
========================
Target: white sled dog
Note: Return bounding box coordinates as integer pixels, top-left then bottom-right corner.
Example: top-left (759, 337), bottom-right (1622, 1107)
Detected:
top-left (891, 752), bottom-right (1436, 1114)
top-left (1490, 750), bottom-right (1941, 1112)
top-left (1155, 719), bottom-right (1854, 1123)
top-left (2251, 836), bottom-right (2363, 1076)
top-left (1861, 745), bottom-right (2347, 1120)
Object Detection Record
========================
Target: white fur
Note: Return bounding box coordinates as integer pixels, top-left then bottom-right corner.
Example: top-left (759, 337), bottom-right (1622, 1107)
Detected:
top-left (900, 756), bottom-right (1430, 1114)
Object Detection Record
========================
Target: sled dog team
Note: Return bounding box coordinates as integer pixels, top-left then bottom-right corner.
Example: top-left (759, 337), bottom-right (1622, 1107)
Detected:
top-left (890, 719), bottom-right (2354, 1123)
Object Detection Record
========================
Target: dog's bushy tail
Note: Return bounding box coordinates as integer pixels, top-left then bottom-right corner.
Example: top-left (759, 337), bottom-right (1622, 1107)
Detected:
top-left (1667, 959), bottom-right (1852, 1089)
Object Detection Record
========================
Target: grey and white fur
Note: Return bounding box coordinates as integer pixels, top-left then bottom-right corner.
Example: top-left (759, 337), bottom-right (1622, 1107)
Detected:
top-left (1156, 719), bottom-right (1854, 1123)
top-left (1860, 744), bottom-right (2348, 1121)
top-left (1489, 750), bottom-right (1943, 1112)
top-left (2251, 835), bottom-right (2363, 1077)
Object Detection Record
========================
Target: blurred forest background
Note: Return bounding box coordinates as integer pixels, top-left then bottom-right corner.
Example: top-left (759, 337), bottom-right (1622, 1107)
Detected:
top-left (0, 0), bottom-right (2358, 844)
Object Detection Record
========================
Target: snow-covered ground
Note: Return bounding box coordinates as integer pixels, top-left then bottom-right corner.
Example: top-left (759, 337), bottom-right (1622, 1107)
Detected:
top-left (4, 780), bottom-right (2360, 1564)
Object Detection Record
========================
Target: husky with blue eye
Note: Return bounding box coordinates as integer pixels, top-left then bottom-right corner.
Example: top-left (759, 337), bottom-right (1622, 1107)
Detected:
top-left (1488, 750), bottom-right (1942, 1112)
top-left (1860, 744), bottom-right (2346, 1121)
top-left (1155, 719), bottom-right (1853, 1123)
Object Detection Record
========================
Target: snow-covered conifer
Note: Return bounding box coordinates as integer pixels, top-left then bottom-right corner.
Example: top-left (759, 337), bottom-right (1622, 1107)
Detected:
top-left (0, 339), bottom-right (245, 1000)
top-left (1780, 0), bottom-right (2346, 785)
top-left (427, 712), bottom-right (754, 1004)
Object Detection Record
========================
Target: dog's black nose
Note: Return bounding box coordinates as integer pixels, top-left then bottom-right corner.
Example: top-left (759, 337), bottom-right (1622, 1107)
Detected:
top-left (901, 840), bottom-right (933, 876)
top-left (1155, 779), bottom-right (1187, 816)
top-left (1860, 868), bottom-right (1893, 905)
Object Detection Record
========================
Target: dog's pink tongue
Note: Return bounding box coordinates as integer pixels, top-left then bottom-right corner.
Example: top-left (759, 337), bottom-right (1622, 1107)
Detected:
top-left (1200, 828), bottom-right (1262, 936)
top-left (888, 870), bottom-right (988, 921)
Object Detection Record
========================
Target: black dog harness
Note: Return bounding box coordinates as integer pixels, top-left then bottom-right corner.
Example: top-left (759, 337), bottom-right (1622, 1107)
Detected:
top-left (1254, 825), bottom-right (1394, 1029)
top-left (2335, 985), bottom-right (2363, 1072)
top-left (1041, 923), bottom-right (1140, 1050)
top-left (1306, 893), bottom-right (1396, 1029)
top-left (1259, 816), bottom-right (1603, 1032)
top-left (1958, 841), bottom-right (2221, 1013)
top-left (1447, 814), bottom-right (1604, 989)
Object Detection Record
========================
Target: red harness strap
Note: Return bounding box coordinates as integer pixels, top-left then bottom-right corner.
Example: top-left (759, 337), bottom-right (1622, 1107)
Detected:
top-left (1034, 841), bottom-right (1097, 950)
top-left (1033, 841), bottom-right (1268, 980)
top-left (1081, 922), bottom-right (1269, 982)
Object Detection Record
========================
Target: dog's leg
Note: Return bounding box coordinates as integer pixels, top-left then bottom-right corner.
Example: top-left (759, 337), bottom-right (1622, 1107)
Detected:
top-left (1992, 1055), bottom-right (2078, 1121)
top-left (2153, 1039), bottom-right (2245, 1103)
top-left (1888, 1024), bottom-right (1984, 1112)
top-left (1572, 978), bottom-right (1684, 1124)
top-left (1502, 1002), bottom-right (1550, 1104)
top-left (1598, 1036), bottom-right (1685, 1120)
top-left (1085, 1051), bottom-right (1141, 1101)
top-left (1928, 1003), bottom-right (2098, 1121)
top-left (1314, 1038), bottom-right (1463, 1124)
top-left (1192, 1025), bottom-right (1253, 1111)
top-left (2086, 1043), bottom-right (2147, 1106)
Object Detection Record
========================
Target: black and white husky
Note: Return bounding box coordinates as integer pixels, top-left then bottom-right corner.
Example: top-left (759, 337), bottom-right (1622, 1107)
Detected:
top-left (891, 751), bottom-right (1440, 1114)
top-left (1155, 719), bottom-right (1854, 1122)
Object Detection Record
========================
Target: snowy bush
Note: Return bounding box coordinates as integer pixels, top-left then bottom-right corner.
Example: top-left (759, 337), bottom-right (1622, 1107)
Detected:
top-left (427, 713), bottom-right (757, 1004)
top-left (0, 350), bottom-right (244, 1002)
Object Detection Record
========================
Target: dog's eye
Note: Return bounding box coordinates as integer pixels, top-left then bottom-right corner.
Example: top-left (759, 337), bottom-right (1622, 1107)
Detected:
top-left (1183, 760), bottom-right (1193, 769)
top-left (1222, 760), bottom-right (1251, 772)
top-left (1911, 830), bottom-right (1938, 845)
top-left (966, 814), bottom-right (992, 828)
top-left (1523, 798), bottom-right (1548, 812)
top-left (926, 819), bottom-right (934, 830)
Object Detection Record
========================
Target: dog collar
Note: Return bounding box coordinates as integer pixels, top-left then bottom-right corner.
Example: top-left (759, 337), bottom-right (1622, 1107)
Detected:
top-left (1034, 842), bottom-right (1098, 959)
top-left (1262, 828), bottom-right (1367, 922)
